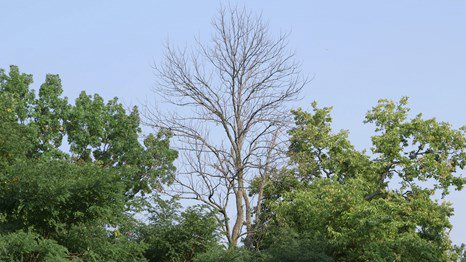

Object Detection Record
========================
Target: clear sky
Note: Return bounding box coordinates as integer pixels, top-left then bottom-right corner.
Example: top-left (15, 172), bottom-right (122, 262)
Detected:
top-left (1, 0), bottom-right (465, 244)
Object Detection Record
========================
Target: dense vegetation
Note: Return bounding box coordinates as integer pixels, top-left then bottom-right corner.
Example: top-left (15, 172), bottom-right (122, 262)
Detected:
top-left (0, 65), bottom-right (180, 260)
top-left (1, 65), bottom-right (465, 261)
top-left (1, 5), bottom-right (465, 262)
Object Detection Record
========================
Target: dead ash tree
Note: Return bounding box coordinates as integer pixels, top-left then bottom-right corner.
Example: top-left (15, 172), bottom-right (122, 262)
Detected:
top-left (146, 6), bottom-right (308, 248)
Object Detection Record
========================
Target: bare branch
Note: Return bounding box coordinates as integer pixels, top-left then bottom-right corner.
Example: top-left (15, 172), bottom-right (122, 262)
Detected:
top-left (146, 5), bottom-right (307, 248)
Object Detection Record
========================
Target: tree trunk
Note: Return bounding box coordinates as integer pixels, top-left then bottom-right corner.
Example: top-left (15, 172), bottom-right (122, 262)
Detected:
top-left (231, 175), bottom-right (244, 247)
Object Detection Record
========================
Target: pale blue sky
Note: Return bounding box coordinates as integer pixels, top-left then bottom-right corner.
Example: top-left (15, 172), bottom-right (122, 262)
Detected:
top-left (1, 0), bottom-right (465, 243)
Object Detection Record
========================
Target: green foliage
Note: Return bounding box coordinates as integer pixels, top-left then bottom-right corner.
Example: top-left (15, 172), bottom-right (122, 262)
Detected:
top-left (258, 98), bottom-right (466, 261)
top-left (0, 160), bottom-right (126, 234)
top-left (258, 227), bottom-right (332, 262)
top-left (364, 97), bottom-right (466, 196)
top-left (273, 178), bottom-right (455, 261)
top-left (194, 246), bottom-right (261, 262)
top-left (0, 157), bottom-right (148, 260)
top-left (0, 231), bottom-right (69, 261)
top-left (289, 102), bottom-right (370, 181)
top-left (2, 65), bottom-right (464, 261)
top-left (66, 91), bottom-right (178, 194)
top-left (0, 66), bottom-right (35, 122)
top-left (454, 244), bottom-right (466, 262)
top-left (195, 242), bottom-right (328, 262)
top-left (0, 95), bottom-right (36, 169)
top-left (139, 198), bottom-right (220, 262)
top-left (30, 74), bottom-right (69, 158)
top-left (59, 222), bottom-right (147, 261)
top-left (1, 65), bottom-right (178, 195)
top-left (0, 65), bottom-right (177, 260)
top-left (289, 98), bottom-right (466, 196)
top-left (66, 92), bottom-right (140, 165)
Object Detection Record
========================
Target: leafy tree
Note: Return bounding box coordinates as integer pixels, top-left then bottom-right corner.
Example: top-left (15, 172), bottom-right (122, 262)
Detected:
top-left (193, 246), bottom-right (261, 262)
top-left (30, 74), bottom-right (69, 158)
top-left (1, 65), bottom-right (178, 196)
top-left (0, 94), bottom-right (35, 169)
top-left (288, 101), bottom-right (371, 182)
top-left (0, 231), bottom-right (69, 261)
top-left (66, 91), bottom-right (177, 195)
top-left (2, 63), bottom-right (465, 261)
top-left (260, 228), bottom-right (332, 262)
top-left (139, 198), bottom-right (220, 262)
top-left (0, 143), bottom-right (149, 260)
top-left (258, 98), bottom-right (466, 261)
top-left (0, 161), bottom-right (125, 233)
top-left (0, 65), bottom-right (177, 260)
top-left (273, 178), bottom-right (456, 261)
top-left (0, 66), bottom-right (35, 123)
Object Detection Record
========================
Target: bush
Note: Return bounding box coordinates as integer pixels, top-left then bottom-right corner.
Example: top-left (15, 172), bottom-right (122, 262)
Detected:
top-left (0, 231), bottom-right (69, 261)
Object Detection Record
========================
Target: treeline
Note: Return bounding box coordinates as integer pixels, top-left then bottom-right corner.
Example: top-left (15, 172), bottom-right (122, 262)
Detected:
top-left (1, 65), bottom-right (465, 261)
top-left (2, 6), bottom-right (466, 262)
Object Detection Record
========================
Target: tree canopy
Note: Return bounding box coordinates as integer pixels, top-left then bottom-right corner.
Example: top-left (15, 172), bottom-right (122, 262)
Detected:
top-left (1, 7), bottom-right (465, 261)
top-left (0, 65), bottom-right (179, 260)
top-left (251, 99), bottom-right (466, 261)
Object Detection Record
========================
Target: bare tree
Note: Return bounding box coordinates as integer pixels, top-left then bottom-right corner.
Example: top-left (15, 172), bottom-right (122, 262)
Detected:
top-left (146, 6), bottom-right (308, 248)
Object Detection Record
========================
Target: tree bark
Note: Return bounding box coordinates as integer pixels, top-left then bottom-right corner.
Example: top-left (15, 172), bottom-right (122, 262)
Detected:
top-left (147, 6), bottom-right (307, 247)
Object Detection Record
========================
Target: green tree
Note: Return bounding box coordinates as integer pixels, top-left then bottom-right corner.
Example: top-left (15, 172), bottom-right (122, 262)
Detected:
top-left (259, 98), bottom-right (466, 261)
top-left (30, 74), bottom-right (69, 158)
top-left (139, 198), bottom-right (220, 262)
top-left (193, 246), bottom-right (261, 262)
top-left (0, 95), bottom-right (35, 169)
top-left (0, 65), bottom-right (177, 260)
top-left (0, 231), bottom-right (69, 261)
top-left (66, 91), bottom-right (177, 195)
top-left (0, 65), bottom-right (35, 123)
